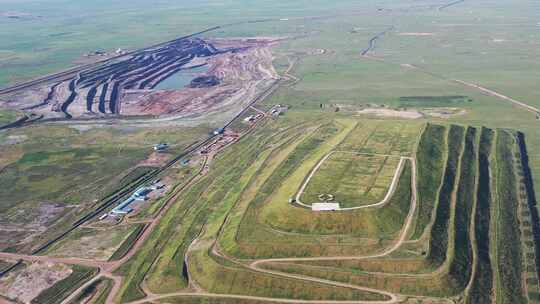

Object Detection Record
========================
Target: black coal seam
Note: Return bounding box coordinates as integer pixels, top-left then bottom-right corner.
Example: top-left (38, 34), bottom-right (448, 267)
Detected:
top-left (86, 85), bottom-right (98, 112)
top-left (98, 82), bottom-right (109, 114)
top-left (60, 79), bottom-right (77, 119)
top-left (109, 81), bottom-right (121, 114)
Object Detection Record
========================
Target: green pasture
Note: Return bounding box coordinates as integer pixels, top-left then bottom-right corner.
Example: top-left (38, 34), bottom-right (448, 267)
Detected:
top-left (300, 153), bottom-right (401, 208)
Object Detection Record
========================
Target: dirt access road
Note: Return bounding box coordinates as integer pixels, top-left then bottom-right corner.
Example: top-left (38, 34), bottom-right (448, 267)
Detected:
top-left (136, 157), bottom-right (418, 304)
top-left (246, 158), bottom-right (417, 303)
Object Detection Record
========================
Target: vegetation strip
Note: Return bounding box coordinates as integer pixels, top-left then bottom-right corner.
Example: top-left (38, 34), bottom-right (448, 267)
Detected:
top-left (466, 127), bottom-right (495, 303)
top-left (427, 125), bottom-right (465, 266)
top-left (495, 130), bottom-right (527, 303)
top-left (31, 265), bottom-right (98, 304)
top-left (411, 123), bottom-right (447, 239)
top-left (108, 224), bottom-right (146, 262)
top-left (448, 127), bottom-right (477, 291)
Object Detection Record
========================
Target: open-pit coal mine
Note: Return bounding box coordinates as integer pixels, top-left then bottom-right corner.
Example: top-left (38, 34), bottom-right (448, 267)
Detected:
top-left (0, 35), bottom-right (279, 123)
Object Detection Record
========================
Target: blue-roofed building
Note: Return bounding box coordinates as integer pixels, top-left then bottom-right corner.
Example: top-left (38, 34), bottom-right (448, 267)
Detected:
top-left (109, 186), bottom-right (153, 216)
top-left (112, 197), bottom-right (135, 214)
top-left (154, 143), bottom-right (169, 151)
top-left (213, 128), bottom-right (225, 135)
top-left (133, 187), bottom-right (151, 200)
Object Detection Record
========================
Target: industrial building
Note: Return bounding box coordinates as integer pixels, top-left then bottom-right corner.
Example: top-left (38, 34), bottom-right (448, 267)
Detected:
top-left (110, 186), bottom-right (152, 215)
top-left (213, 128), bottom-right (225, 135)
top-left (154, 143), bottom-right (169, 151)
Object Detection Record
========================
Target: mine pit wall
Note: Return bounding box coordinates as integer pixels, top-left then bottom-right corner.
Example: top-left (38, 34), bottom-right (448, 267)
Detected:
top-left (516, 132), bottom-right (540, 300)
top-left (32, 38), bottom-right (222, 119)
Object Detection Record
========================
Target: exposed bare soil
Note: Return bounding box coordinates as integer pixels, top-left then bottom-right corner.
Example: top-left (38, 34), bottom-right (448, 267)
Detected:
top-left (0, 262), bottom-right (71, 303)
top-left (421, 107), bottom-right (466, 118)
top-left (137, 152), bottom-right (172, 167)
top-left (0, 202), bottom-right (71, 250)
top-left (356, 108), bottom-right (424, 119)
top-left (1, 135), bottom-right (28, 146)
top-left (48, 225), bottom-right (136, 261)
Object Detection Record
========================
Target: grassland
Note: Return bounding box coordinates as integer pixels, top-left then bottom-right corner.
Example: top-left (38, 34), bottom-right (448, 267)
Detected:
top-left (108, 224), bottom-right (146, 261)
top-left (299, 152), bottom-right (401, 208)
top-left (337, 120), bottom-right (421, 156)
top-left (466, 127), bottom-right (495, 303)
top-left (44, 224), bottom-right (142, 261)
top-left (0, 123), bottom-right (208, 253)
top-left (495, 130), bottom-right (527, 303)
top-left (1, 114), bottom-right (534, 302)
top-left (426, 124), bottom-right (465, 266)
top-left (107, 117), bottom-right (417, 302)
top-left (114, 119), bottom-right (294, 301)
top-left (447, 126), bottom-right (477, 291)
top-left (411, 123), bottom-right (447, 239)
top-left (255, 125), bottom-right (522, 299)
top-left (2, 0), bottom-right (540, 302)
top-left (0, 109), bottom-right (21, 125)
top-left (223, 120), bottom-right (415, 258)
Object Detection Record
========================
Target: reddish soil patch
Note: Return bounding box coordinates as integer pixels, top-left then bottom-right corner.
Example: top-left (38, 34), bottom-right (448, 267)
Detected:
top-left (138, 152), bottom-right (172, 167)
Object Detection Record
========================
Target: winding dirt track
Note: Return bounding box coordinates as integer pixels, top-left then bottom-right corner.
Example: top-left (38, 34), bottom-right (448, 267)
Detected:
top-left (139, 157), bottom-right (418, 304)
top-left (128, 292), bottom-right (396, 304)
top-left (244, 158), bottom-right (417, 302)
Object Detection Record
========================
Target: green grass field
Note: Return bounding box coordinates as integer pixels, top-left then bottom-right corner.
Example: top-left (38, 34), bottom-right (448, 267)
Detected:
top-left (299, 151), bottom-right (402, 208)
top-left (0, 123), bottom-right (208, 253)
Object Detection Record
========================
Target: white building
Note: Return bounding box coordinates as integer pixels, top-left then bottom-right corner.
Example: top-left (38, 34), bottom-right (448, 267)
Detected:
top-left (312, 203), bottom-right (341, 211)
